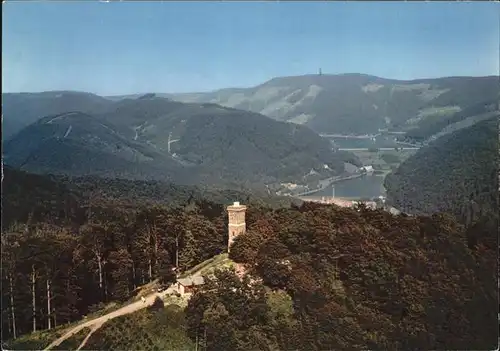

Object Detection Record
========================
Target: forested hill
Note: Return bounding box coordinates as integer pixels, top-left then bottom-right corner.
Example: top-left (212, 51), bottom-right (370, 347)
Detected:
top-left (359, 115), bottom-right (497, 349)
top-left (5, 75), bottom-right (498, 141)
top-left (2, 91), bottom-right (112, 140)
top-left (384, 116), bottom-right (498, 224)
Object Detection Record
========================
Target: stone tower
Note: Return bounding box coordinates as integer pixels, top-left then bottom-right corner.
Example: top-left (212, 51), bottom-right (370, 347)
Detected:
top-left (227, 201), bottom-right (247, 252)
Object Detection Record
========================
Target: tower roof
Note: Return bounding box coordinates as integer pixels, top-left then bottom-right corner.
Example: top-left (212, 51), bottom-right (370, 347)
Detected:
top-left (228, 201), bottom-right (246, 210)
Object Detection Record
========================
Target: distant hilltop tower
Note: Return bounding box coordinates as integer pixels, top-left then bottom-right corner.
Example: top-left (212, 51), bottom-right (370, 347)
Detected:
top-left (227, 202), bottom-right (247, 252)
top-left (319, 68), bottom-right (322, 76)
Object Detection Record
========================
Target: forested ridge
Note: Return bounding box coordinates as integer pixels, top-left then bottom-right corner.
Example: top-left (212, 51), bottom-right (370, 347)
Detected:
top-left (2, 166), bottom-right (297, 229)
top-left (385, 116), bottom-right (498, 229)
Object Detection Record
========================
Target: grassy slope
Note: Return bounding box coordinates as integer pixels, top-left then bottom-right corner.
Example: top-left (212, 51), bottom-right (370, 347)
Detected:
top-left (84, 308), bottom-right (195, 351)
top-left (52, 327), bottom-right (91, 351)
top-left (179, 253), bottom-right (230, 278)
top-left (2, 324), bottom-right (75, 350)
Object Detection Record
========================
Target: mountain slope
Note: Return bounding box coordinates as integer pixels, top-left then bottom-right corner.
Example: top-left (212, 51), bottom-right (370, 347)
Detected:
top-left (384, 115), bottom-right (498, 221)
top-left (3, 96), bottom-right (351, 187)
top-left (99, 96), bottom-right (349, 184)
top-left (2, 91), bottom-right (114, 140)
top-left (168, 74), bottom-right (499, 134)
top-left (3, 111), bottom-right (184, 181)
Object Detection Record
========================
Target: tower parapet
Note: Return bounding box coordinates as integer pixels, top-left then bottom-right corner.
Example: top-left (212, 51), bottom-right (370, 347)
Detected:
top-left (227, 201), bottom-right (247, 252)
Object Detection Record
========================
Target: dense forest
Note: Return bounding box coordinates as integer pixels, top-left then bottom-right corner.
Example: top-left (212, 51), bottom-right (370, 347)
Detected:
top-left (189, 202), bottom-right (497, 350)
top-left (2, 161), bottom-right (497, 350)
top-left (1, 167), bottom-right (291, 342)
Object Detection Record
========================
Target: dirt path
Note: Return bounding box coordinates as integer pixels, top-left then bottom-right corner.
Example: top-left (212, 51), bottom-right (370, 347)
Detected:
top-left (75, 324), bottom-right (100, 351)
top-left (44, 289), bottom-right (172, 350)
top-left (44, 265), bottom-right (209, 350)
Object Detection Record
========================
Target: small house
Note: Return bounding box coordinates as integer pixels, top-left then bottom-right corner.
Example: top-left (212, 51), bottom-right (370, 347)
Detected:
top-left (176, 276), bottom-right (205, 295)
top-left (359, 165), bottom-right (374, 173)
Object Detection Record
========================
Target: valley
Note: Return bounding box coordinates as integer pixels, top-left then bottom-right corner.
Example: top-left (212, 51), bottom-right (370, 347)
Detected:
top-left (278, 134), bottom-right (419, 202)
top-left (1, 80), bottom-right (492, 214)
top-left (4, 75), bottom-right (489, 204)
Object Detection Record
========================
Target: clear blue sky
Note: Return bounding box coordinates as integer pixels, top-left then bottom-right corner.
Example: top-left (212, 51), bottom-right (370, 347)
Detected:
top-left (3, 2), bottom-right (499, 95)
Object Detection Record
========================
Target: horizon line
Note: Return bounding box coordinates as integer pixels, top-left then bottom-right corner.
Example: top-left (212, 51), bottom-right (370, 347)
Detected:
top-left (3, 72), bottom-right (499, 97)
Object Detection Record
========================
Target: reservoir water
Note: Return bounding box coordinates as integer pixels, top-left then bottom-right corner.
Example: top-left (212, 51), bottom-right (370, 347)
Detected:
top-left (309, 135), bottom-right (407, 199)
top-left (315, 135), bottom-right (408, 199)
top-left (313, 174), bottom-right (387, 200)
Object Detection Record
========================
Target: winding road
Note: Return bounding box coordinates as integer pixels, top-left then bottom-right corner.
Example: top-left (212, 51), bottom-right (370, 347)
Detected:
top-left (293, 173), bottom-right (364, 197)
top-left (338, 147), bottom-right (420, 151)
top-left (44, 286), bottom-right (175, 351)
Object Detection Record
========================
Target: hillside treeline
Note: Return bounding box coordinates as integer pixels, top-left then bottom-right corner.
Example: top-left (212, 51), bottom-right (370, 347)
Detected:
top-left (1, 168), bottom-right (275, 340)
top-left (187, 202), bottom-right (497, 350)
top-left (2, 166), bottom-right (296, 230)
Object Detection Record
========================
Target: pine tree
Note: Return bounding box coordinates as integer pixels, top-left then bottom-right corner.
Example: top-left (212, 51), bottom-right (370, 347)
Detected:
top-left (108, 248), bottom-right (133, 301)
top-left (179, 229), bottom-right (198, 271)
